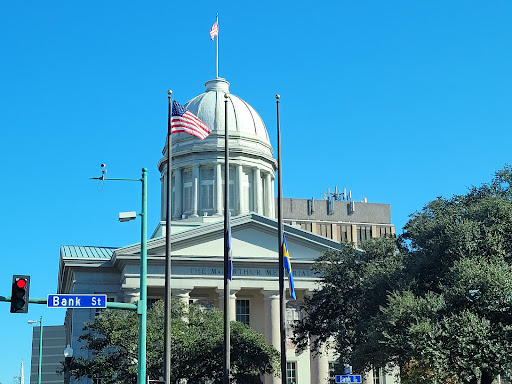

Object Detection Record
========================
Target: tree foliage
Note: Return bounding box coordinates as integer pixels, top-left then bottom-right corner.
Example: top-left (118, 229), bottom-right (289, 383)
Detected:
top-left (70, 300), bottom-right (279, 384)
top-left (294, 166), bottom-right (512, 384)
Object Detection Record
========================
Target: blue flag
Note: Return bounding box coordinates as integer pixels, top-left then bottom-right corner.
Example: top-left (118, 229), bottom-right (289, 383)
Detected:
top-left (283, 234), bottom-right (296, 300)
top-left (227, 214), bottom-right (233, 280)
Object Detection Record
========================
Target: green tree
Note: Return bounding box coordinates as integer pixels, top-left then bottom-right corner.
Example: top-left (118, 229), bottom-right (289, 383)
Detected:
top-left (293, 236), bottom-right (403, 373)
top-left (294, 166), bottom-right (512, 384)
top-left (70, 300), bottom-right (278, 384)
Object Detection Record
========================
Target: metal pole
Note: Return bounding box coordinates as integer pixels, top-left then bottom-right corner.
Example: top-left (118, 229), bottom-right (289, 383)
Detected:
top-left (137, 168), bottom-right (148, 384)
top-left (38, 316), bottom-right (43, 384)
top-left (223, 93), bottom-right (230, 384)
top-left (164, 92), bottom-right (173, 384)
top-left (276, 94), bottom-right (287, 384)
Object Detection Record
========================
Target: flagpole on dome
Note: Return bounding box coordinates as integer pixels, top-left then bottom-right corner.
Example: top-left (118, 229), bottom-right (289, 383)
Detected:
top-left (216, 14), bottom-right (219, 78)
top-left (276, 94), bottom-right (287, 384)
top-left (210, 15), bottom-right (219, 78)
top-left (164, 90), bottom-right (173, 384)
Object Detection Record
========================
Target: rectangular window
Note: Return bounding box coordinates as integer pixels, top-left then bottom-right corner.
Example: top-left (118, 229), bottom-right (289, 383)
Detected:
top-left (182, 169), bottom-right (193, 214)
top-left (373, 368), bottom-right (386, 384)
top-left (200, 167), bottom-right (214, 212)
top-left (236, 299), bottom-right (250, 325)
top-left (286, 362), bottom-right (297, 384)
top-left (222, 166), bottom-right (236, 212)
top-left (242, 168), bottom-right (254, 212)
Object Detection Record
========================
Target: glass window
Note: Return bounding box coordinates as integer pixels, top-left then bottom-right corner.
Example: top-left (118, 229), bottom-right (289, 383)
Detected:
top-left (200, 167), bottom-right (214, 212)
top-left (242, 168), bottom-right (254, 212)
top-left (236, 299), bottom-right (250, 325)
top-left (286, 362), bottom-right (297, 384)
top-left (221, 166), bottom-right (236, 212)
top-left (182, 169), bottom-right (192, 213)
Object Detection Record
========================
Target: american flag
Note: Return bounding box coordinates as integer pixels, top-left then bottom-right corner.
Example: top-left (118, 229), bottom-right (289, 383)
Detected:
top-left (210, 20), bottom-right (218, 41)
top-left (171, 100), bottom-right (211, 140)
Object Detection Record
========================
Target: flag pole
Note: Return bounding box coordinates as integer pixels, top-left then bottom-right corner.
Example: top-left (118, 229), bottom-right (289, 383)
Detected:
top-left (223, 93), bottom-right (231, 384)
top-left (276, 94), bottom-right (287, 384)
top-left (164, 90), bottom-right (173, 384)
top-left (216, 13), bottom-right (219, 78)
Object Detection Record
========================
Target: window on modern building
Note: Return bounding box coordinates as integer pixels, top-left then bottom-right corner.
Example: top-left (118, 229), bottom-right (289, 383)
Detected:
top-left (182, 169), bottom-right (192, 213)
top-left (357, 226), bottom-right (372, 244)
top-left (236, 299), bottom-right (250, 325)
top-left (286, 361), bottom-right (297, 384)
top-left (200, 167), bottom-right (214, 213)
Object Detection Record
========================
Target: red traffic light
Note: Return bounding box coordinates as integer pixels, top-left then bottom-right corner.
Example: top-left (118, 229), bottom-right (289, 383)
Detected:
top-left (16, 279), bottom-right (27, 289)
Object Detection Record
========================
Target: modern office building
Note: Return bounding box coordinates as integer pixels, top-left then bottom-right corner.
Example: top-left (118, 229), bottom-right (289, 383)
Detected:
top-left (30, 325), bottom-right (66, 384)
top-left (57, 77), bottom-right (396, 384)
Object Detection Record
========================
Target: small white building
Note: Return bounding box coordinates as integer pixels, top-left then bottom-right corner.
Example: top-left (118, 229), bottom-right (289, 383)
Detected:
top-left (57, 77), bottom-right (396, 384)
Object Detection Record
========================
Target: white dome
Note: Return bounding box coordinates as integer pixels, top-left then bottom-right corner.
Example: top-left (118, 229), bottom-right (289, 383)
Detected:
top-left (158, 78), bottom-right (277, 223)
top-left (179, 78), bottom-right (270, 145)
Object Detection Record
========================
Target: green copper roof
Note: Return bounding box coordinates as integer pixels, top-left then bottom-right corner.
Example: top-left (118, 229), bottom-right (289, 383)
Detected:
top-left (61, 245), bottom-right (117, 259)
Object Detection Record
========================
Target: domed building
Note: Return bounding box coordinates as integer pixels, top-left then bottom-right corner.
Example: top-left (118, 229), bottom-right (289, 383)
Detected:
top-left (56, 77), bottom-right (396, 384)
top-left (157, 78), bottom-right (276, 226)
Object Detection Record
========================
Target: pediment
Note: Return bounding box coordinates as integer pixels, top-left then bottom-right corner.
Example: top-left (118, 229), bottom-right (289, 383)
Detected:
top-left (113, 213), bottom-right (340, 264)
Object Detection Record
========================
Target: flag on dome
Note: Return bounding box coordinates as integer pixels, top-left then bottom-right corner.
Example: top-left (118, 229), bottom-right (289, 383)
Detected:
top-left (283, 234), bottom-right (296, 300)
top-left (171, 99), bottom-right (211, 140)
top-left (210, 20), bottom-right (218, 40)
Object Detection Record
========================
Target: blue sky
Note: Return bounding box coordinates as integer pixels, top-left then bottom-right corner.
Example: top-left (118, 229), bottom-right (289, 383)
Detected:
top-left (1, 1), bottom-right (512, 381)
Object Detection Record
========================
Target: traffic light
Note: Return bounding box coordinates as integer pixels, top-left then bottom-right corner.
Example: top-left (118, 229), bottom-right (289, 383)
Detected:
top-left (10, 275), bottom-right (30, 313)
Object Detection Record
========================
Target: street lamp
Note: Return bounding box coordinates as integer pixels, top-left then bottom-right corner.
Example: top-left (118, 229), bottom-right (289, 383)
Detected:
top-left (63, 344), bottom-right (73, 384)
top-left (28, 316), bottom-right (43, 384)
top-left (91, 168), bottom-right (148, 384)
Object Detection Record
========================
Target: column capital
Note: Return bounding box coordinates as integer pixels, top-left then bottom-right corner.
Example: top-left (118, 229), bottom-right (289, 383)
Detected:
top-left (172, 289), bottom-right (192, 300)
top-left (261, 289), bottom-right (280, 300)
top-left (216, 288), bottom-right (238, 298)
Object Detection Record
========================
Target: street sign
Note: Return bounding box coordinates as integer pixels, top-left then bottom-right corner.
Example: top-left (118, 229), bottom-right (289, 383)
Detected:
top-left (47, 294), bottom-right (107, 308)
top-left (336, 375), bottom-right (362, 383)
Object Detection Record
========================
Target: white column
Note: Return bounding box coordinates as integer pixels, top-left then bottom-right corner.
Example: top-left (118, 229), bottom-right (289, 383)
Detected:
top-left (174, 168), bottom-right (182, 219)
top-left (214, 162), bottom-right (222, 216)
top-left (216, 289), bottom-right (237, 321)
top-left (263, 290), bottom-right (281, 384)
top-left (123, 289), bottom-right (140, 304)
top-left (271, 177), bottom-right (275, 218)
top-left (172, 289), bottom-right (191, 320)
top-left (191, 165), bottom-right (199, 217)
top-left (236, 164), bottom-right (243, 215)
top-left (255, 168), bottom-right (263, 215)
top-left (310, 336), bottom-right (330, 384)
top-left (265, 173), bottom-right (273, 218)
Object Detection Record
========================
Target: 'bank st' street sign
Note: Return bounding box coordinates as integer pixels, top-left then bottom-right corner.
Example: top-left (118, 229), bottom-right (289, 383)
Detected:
top-left (336, 375), bottom-right (362, 383)
top-left (47, 294), bottom-right (107, 308)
